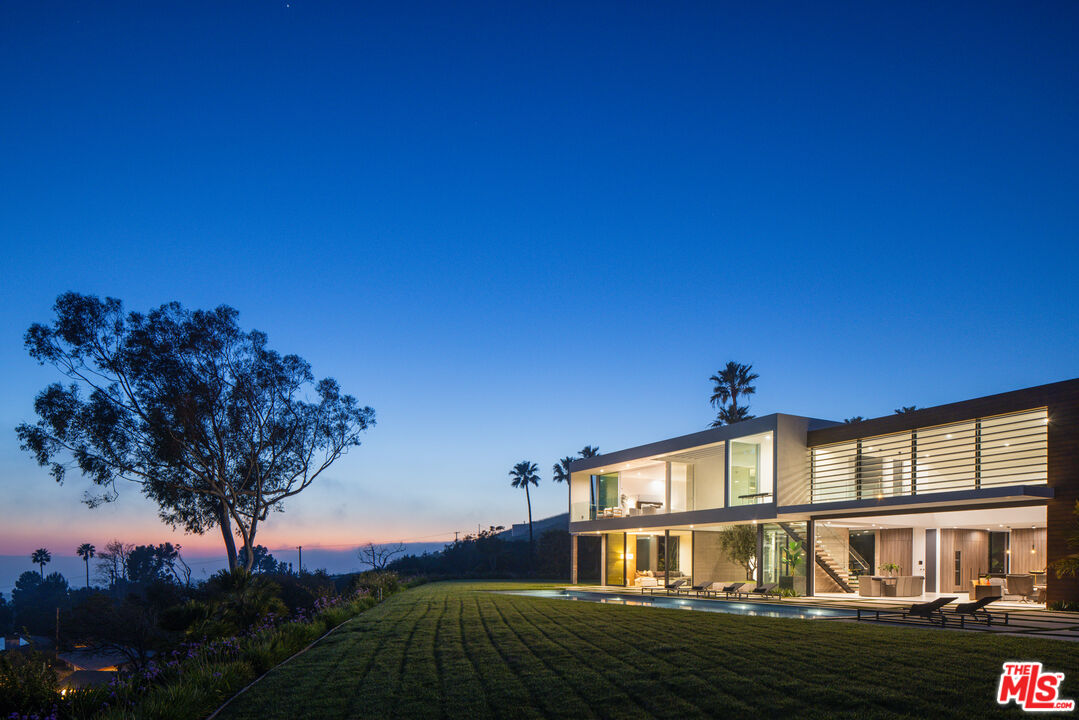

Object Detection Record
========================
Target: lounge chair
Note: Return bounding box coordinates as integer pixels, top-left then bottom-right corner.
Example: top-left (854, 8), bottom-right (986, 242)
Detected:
top-left (711, 582), bottom-right (745, 598)
top-left (737, 583), bottom-right (778, 598)
top-left (903, 596), bottom-right (958, 624)
top-left (678, 581), bottom-right (714, 596)
top-left (946, 596), bottom-right (1009, 627)
top-left (644, 578), bottom-right (687, 595)
top-left (856, 596), bottom-right (957, 625)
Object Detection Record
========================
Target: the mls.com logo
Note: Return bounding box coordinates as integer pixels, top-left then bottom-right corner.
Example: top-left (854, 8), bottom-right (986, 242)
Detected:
top-left (998, 662), bottom-right (1075, 712)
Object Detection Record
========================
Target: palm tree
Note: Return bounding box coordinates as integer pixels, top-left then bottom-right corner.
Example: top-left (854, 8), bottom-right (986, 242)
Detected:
top-left (509, 461), bottom-right (541, 547)
top-left (31, 548), bottom-right (51, 579)
top-left (76, 543), bottom-right (96, 588)
top-left (711, 404), bottom-right (753, 427)
top-left (709, 361), bottom-right (758, 426)
top-left (552, 456), bottom-right (575, 483)
top-left (844, 416), bottom-right (865, 424)
top-left (579, 445), bottom-right (600, 458)
top-left (894, 406), bottom-right (918, 415)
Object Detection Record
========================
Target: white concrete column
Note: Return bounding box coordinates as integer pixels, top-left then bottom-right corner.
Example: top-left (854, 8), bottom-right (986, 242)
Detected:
top-left (664, 462), bottom-right (671, 511)
top-left (570, 534), bottom-right (578, 584)
top-left (600, 534), bottom-right (607, 587)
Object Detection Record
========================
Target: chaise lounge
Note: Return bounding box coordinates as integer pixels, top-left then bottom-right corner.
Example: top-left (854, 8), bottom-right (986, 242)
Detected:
top-left (856, 596), bottom-right (957, 625)
top-left (706, 582), bottom-right (745, 598)
top-left (945, 596), bottom-right (1009, 627)
top-left (676, 580), bottom-right (715, 596)
top-left (736, 583), bottom-right (778, 598)
top-left (644, 578), bottom-right (687, 595)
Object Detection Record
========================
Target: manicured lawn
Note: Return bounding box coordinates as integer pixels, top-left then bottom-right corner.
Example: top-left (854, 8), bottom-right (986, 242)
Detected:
top-left (217, 581), bottom-right (1078, 719)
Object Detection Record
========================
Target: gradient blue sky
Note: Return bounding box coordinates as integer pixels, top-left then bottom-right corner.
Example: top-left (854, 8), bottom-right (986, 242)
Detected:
top-left (1, 2), bottom-right (1077, 567)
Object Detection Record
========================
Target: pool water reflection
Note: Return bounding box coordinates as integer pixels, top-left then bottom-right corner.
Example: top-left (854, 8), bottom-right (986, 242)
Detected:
top-left (497, 589), bottom-right (854, 620)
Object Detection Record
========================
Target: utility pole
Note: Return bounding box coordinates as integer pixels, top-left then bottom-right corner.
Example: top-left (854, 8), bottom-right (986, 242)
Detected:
top-left (454, 531), bottom-right (459, 542)
top-left (297, 546), bottom-right (303, 574)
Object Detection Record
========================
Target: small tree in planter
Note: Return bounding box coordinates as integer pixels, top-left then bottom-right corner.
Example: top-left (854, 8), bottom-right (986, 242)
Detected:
top-left (718, 525), bottom-right (758, 581)
top-left (779, 540), bottom-right (806, 595)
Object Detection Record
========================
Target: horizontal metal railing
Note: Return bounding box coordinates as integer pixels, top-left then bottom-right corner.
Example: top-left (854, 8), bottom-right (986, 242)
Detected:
top-left (808, 409), bottom-right (1047, 504)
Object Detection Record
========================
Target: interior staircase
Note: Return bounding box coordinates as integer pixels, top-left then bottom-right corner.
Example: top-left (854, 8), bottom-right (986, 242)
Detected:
top-left (813, 544), bottom-right (858, 592)
top-left (777, 522), bottom-right (856, 593)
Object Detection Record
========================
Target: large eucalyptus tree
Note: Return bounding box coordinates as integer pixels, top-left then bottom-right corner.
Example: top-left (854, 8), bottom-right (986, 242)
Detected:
top-left (17, 293), bottom-right (375, 571)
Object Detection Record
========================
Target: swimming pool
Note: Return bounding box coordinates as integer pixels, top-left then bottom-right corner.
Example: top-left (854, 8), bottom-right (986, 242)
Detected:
top-left (497, 589), bottom-right (855, 619)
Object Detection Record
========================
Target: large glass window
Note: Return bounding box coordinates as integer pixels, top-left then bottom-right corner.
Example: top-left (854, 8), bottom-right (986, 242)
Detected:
top-left (809, 409), bottom-right (1047, 504)
top-left (605, 532), bottom-right (626, 586)
top-left (618, 464), bottom-right (666, 517)
top-left (657, 531), bottom-right (693, 585)
top-left (915, 422), bottom-right (975, 492)
top-left (979, 410), bottom-right (1047, 486)
top-left (662, 443), bottom-right (725, 512)
top-left (811, 441), bottom-right (857, 503)
top-left (762, 522), bottom-right (807, 595)
top-left (594, 473), bottom-right (620, 518)
top-left (859, 433), bottom-right (911, 499)
top-left (570, 471), bottom-right (592, 521)
top-left (729, 433), bottom-right (773, 506)
top-left (669, 462), bottom-right (690, 512)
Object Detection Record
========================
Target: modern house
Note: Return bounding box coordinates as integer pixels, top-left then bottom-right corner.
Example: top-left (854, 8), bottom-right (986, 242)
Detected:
top-left (567, 378), bottom-right (1079, 605)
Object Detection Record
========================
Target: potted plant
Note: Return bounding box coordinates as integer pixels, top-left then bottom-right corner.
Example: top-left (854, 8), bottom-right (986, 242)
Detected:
top-left (879, 562), bottom-right (901, 577)
top-left (779, 540), bottom-right (806, 595)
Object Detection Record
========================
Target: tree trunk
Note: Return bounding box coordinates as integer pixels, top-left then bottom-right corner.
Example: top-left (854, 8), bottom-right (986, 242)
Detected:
top-left (526, 483), bottom-right (534, 547)
top-left (218, 506), bottom-right (239, 571)
top-left (85, 559), bottom-right (89, 588)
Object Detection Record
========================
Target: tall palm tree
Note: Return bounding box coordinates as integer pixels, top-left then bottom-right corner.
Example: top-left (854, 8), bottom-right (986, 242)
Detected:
top-left (509, 461), bottom-right (541, 547)
top-left (709, 361), bottom-right (758, 426)
top-left (711, 404), bottom-right (753, 428)
top-left (552, 456), bottom-right (575, 483)
top-left (31, 548), bottom-right (51, 579)
top-left (579, 445), bottom-right (600, 458)
top-left (76, 543), bottom-right (96, 588)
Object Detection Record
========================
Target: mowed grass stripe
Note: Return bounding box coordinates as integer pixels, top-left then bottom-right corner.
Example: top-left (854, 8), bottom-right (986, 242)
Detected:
top-left (391, 595), bottom-right (446, 718)
top-left (435, 592), bottom-right (495, 718)
top-left (498, 597), bottom-right (673, 719)
top-left (472, 593), bottom-right (590, 719)
top-left (593, 607), bottom-right (883, 718)
top-left (346, 597), bottom-right (438, 718)
top-left (457, 592), bottom-right (546, 719)
top-left (507, 596), bottom-right (759, 716)
top-left (484, 597), bottom-right (600, 718)
top-left (516, 598), bottom-right (712, 718)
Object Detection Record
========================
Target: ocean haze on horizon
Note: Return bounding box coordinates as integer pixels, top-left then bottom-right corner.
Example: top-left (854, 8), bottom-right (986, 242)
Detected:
top-left (0, 541), bottom-right (451, 598)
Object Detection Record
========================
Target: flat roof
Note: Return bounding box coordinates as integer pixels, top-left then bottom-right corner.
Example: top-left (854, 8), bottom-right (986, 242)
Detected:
top-left (568, 413), bottom-right (837, 474)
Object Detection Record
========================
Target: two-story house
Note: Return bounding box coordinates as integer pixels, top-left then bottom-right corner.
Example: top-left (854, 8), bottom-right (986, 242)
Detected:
top-left (567, 378), bottom-right (1079, 604)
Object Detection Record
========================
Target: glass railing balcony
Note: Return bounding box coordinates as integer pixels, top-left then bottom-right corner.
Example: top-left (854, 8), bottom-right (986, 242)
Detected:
top-left (571, 501), bottom-right (671, 522)
top-left (732, 491), bottom-right (773, 506)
